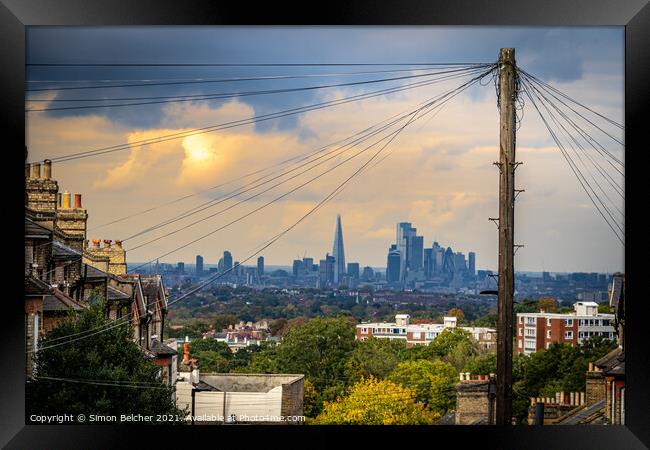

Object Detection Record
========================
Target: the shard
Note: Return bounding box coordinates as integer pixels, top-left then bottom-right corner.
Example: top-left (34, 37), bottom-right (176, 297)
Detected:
top-left (332, 214), bottom-right (346, 284)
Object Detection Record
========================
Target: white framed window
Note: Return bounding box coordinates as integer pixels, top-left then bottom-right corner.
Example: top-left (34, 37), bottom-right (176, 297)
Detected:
top-left (564, 331), bottom-right (573, 339)
top-left (518, 339), bottom-right (522, 348)
top-left (546, 342), bottom-right (551, 349)
top-left (565, 319), bottom-right (573, 326)
top-left (361, 327), bottom-right (368, 334)
top-left (547, 330), bottom-right (552, 338)
top-left (547, 318), bottom-right (552, 326)
top-left (518, 316), bottom-right (523, 324)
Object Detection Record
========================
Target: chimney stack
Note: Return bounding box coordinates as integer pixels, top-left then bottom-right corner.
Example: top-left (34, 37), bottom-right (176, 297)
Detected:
top-left (74, 193), bottom-right (82, 208)
top-left (25, 163), bottom-right (30, 179)
top-left (115, 240), bottom-right (123, 249)
top-left (92, 239), bottom-right (101, 248)
top-left (42, 159), bottom-right (52, 179)
top-left (31, 162), bottom-right (41, 179)
top-left (103, 239), bottom-right (112, 248)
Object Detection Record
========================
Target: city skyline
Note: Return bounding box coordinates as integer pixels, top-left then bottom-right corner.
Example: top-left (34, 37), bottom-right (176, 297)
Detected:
top-left (26, 27), bottom-right (624, 272)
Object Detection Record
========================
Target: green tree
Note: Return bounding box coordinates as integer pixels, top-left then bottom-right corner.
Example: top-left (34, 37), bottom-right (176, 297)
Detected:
top-left (388, 359), bottom-right (457, 415)
top-left (312, 377), bottom-right (438, 425)
top-left (27, 293), bottom-right (183, 421)
top-left (273, 317), bottom-right (357, 392)
top-left (344, 337), bottom-right (407, 383)
top-left (428, 328), bottom-right (475, 358)
top-left (463, 351), bottom-right (497, 376)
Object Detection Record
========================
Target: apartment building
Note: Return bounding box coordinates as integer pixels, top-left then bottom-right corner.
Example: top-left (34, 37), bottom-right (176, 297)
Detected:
top-left (516, 301), bottom-right (615, 355)
top-left (355, 314), bottom-right (496, 350)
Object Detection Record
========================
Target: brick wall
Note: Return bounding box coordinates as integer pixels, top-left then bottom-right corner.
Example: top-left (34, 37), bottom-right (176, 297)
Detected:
top-left (455, 380), bottom-right (491, 425)
top-left (586, 370), bottom-right (606, 405)
top-left (280, 377), bottom-right (304, 420)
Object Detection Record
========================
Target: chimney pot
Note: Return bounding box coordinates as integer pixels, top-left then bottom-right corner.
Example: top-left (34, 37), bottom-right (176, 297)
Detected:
top-left (62, 191), bottom-right (71, 209)
top-left (92, 239), bottom-right (101, 248)
top-left (115, 240), bottom-right (123, 248)
top-left (103, 239), bottom-right (112, 248)
top-left (43, 159), bottom-right (52, 179)
top-left (74, 193), bottom-right (82, 208)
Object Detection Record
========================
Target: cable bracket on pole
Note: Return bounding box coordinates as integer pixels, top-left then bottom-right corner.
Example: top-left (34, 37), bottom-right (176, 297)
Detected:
top-left (489, 217), bottom-right (500, 229)
top-left (515, 189), bottom-right (525, 200)
top-left (510, 161), bottom-right (523, 171)
top-left (514, 244), bottom-right (525, 255)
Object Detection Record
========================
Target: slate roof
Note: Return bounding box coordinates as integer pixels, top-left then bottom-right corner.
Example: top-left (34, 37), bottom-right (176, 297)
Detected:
top-left (43, 288), bottom-right (84, 312)
top-left (82, 264), bottom-right (109, 280)
top-left (595, 347), bottom-right (624, 374)
top-left (25, 217), bottom-right (52, 239)
top-left (150, 339), bottom-right (178, 357)
top-left (107, 285), bottom-right (132, 301)
top-left (52, 240), bottom-right (82, 260)
top-left (25, 275), bottom-right (53, 296)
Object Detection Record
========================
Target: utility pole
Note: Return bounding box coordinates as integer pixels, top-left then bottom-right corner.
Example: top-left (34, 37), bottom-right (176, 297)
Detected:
top-left (496, 48), bottom-right (517, 425)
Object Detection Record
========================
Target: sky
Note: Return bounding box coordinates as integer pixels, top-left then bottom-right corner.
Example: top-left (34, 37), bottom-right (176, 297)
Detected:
top-left (25, 27), bottom-right (625, 273)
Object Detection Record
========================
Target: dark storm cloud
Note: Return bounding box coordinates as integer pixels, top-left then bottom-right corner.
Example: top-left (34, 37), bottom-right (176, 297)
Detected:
top-left (27, 26), bottom-right (623, 131)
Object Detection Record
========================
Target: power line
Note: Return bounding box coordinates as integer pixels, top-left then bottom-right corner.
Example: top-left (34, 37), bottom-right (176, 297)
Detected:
top-left (25, 66), bottom-right (482, 91)
top-left (25, 68), bottom-right (474, 112)
top-left (34, 65), bottom-right (492, 164)
top-left (520, 77), bottom-right (624, 245)
top-left (521, 77), bottom-right (624, 229)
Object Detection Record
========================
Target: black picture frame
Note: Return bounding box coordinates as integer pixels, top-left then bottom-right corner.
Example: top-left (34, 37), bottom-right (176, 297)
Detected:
top-left (2, 1), bottom-right (648, 448)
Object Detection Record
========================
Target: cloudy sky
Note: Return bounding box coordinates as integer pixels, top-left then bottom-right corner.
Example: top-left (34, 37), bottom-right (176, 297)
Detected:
top-left (26, 27), bottom-right (624, 273)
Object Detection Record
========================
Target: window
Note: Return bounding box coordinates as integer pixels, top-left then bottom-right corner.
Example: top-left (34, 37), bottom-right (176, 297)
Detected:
top-left (565, 319), bottom-right (573, 326)
top-left (564, 331), bottom-right (573, 339)
top-left (519, 316), bottom-right (523, 324)
top-left (546, 342), bottom-right (551, 349)
top-left (526, 317), bottom-right (536, 325)
top-left (547, 330), bottom-right (552, 338)
top-left (603, 319), bottom-right (610, 326)
top-left (393, 328), bottom-right (400, 334)
top-left (518, 328), bottom-right (522, 336)
top-left (518, 339), bottom-right (522, 348)
top-left (525, 328), bottom-right (536, 337)
top-left (361, 327), bottom-right (368, 334)
top-left (412, 332), bottom-right (421, 340)
top-left (579, 319), bottom-right (584, 326)
top-left (547, 318), bottom-right (552, 326)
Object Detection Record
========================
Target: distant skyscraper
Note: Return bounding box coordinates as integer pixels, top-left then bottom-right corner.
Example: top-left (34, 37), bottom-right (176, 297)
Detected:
top-left (386, 245), bottom-right (401, 283)
top-left (257, 256), bottom-right (264, 278)
top-left (468, 252), bottom-right (476, 277)
top-left (442, 247), bottom-right (455, 275)
top-left (396, 222), bottom-right (424, 281)
top-left (303, 257), bottom-right (314, 272)
top-left (223, 251), bottom-right (233, 272)
top-left (347, 262), bottom-right (360, 280)
top-left (409, 235), bottom-right (424, 271)
top-left (361, 266), bottom-right (375, 282)
top-left (332, 214), bottom-right (346, 284)
top-left (292, 259), bottom-right (304, 277)
top-left (424, 248), bottom-right (434, 279)
top-left (319, 254), bottom-right (335, 287)
top-left (177, 262), bottom-right (185, 274)
top-left (196, 255), bottom-right (204, 277)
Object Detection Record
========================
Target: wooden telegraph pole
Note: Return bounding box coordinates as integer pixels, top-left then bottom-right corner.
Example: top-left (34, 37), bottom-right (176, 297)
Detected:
top-left (496, 48), bottom-right (517, 425)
